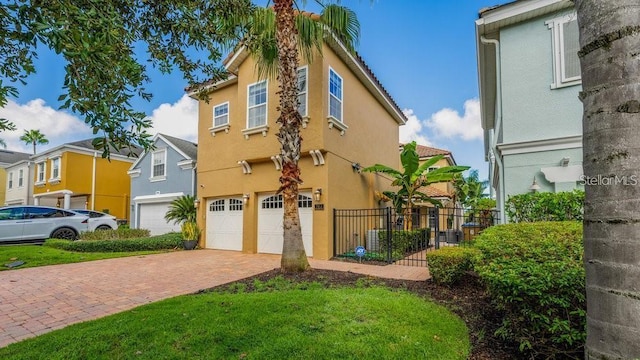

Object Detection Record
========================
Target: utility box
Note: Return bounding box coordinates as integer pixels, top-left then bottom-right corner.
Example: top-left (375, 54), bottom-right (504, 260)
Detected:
top-left (462, 223), bottom-right (483, 241)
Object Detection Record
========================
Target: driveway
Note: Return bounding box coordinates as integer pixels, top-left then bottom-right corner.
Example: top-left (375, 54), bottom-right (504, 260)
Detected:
top-left (0, 250), bottom-right (428, 348)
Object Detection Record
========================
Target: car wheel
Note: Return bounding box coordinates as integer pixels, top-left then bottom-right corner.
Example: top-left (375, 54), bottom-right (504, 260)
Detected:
top-left (51, 227), bottom-right (78, 240)
top-left (96, 225), bottom-right (112, 231)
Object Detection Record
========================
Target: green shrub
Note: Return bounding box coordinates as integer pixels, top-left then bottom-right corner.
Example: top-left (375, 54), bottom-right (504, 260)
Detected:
top-left (426, 247), bottom-right (480, 286)
top-left (79, 228), bottom-right (150, 240)
top-left (506, 190), bottom-right (584, 222)
top-left (45, 233), bottom-right (182, 252)
top-left (378, 228), bottom-right (429, 259)
top-left (473, 221), bottom-right (585, 358)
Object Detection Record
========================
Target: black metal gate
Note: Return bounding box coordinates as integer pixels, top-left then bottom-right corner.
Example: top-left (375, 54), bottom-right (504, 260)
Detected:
top-left (333, 206), bottom-right (500, 267)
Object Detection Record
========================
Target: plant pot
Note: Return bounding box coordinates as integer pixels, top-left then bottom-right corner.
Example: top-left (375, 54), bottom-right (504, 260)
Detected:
top-left (183, 240), bottom-right (198, 250)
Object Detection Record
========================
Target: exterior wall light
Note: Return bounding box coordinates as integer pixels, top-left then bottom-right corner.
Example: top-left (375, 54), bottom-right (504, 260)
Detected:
top-left (529, 177), bottom-right (541, 192)
top-left (193, 198), bottom-right (200, 209)
top-left (243, 193), bottom-right (250, 204)
top-left (314, 188), bottom-right (322, 202)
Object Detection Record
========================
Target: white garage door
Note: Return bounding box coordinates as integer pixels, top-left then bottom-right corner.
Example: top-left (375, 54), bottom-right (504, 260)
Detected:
top-left (139, 202), bottom-right (179, 235)
top-left (206, 198), bottom-right (244, 250)
top-left (258, 193), bottom-right (313, 256)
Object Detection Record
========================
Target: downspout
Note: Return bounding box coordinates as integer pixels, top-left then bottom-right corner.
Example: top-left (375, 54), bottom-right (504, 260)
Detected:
top-left (480, 36), bottom-right (507, 223)
top-left (91, 151), bottom-right (97, 210)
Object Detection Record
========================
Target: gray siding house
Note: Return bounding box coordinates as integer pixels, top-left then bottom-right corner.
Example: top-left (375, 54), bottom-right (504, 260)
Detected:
top-left (475, 0), bottom-right (583, 223)
top-left (128, 134), bottom-right (197, 235)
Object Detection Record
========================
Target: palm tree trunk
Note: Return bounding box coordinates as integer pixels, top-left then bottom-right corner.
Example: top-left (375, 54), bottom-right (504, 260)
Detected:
top-left (274, 0), bottom-right (309, 273)
top-left (577, 0), bottom-right (640, 358)
top-left (32, 141), bottom-right (36, 155)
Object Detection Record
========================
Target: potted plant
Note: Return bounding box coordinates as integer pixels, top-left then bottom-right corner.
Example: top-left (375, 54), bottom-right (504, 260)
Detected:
top-left (181, 221), bottom-right (200, 250)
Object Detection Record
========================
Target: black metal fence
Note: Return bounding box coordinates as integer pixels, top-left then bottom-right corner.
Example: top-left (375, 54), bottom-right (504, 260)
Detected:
top-left (333, 206), bottom-right (500, 267)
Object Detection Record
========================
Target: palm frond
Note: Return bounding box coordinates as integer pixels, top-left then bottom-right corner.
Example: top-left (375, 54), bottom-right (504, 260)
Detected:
top-left (164, 195), bottom-right (197, 225)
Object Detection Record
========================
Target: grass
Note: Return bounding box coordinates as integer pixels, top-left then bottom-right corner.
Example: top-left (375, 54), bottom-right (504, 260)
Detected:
top-left (0, 245), bottom-right (167, 271)
top-left (0, 278), bottom-right (470, 359)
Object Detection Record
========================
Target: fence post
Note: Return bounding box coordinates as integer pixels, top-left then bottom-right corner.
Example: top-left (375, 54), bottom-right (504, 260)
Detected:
top-left (386, 207), bottom-right (392, 264)
top-left (434, 206), bottom-right (440, 250)
top-left (333, 208), bottom-right (337, 257)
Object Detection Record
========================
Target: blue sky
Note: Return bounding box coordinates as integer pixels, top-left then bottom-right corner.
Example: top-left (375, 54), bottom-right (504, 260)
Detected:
top-left (1, 0), bottom-right (492, 180)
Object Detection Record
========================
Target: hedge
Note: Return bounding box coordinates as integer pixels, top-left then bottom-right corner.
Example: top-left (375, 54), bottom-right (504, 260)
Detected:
top-left (79, 228), bottom-right (150, 240)
top-left (505, 190), bottom-right (584, 223)
top-left (426, 247), bottom-right (479, 286)
top-left (473, 221), bottom-right (585, 358)
top-left (378, 228), bottom-right (430, 260)
top-left (45, 233), bottom-right (183, 252)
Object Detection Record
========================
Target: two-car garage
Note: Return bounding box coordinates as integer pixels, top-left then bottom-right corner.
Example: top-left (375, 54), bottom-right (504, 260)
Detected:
top-left (205, 192), bottom-right (313, 256)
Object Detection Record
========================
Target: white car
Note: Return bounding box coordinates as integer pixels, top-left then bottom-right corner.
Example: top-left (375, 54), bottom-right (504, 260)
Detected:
top-left (72, 210), bottom-right (118, 231)
top-left (0, 206), bottom-right (89, 242)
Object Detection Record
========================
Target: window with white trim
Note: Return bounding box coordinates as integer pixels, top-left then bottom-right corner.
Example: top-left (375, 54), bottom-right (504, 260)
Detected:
top-left (247, 81), bottom-right (267, 128)
top-left (18, 169), bottom-right (23, 187)
top-left (36, 162), bottom-right (46, 183)
top-left (151, 149), bottom-right (166, 179)
top-left (213, 102), bottom-right (229, 127)
top-left (329, 68), bottom-right (343, 121)
top-left (547, 13), bottom-right (581, 88)
top-left (297, 67), bottom-right (308, 117)
top-left (50, 157), bottom-right (61, 180)
top-left (8, 172), bottom-right (13, 189)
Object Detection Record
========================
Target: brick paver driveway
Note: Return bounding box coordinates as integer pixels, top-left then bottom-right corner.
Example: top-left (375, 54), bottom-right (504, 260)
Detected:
top-left (0, 250), bottom-right (428, 348)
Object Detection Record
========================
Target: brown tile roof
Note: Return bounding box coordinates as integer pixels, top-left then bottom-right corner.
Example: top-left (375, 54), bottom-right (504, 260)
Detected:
top-left (399, 143), bottom-right (451, 158)
top-left (424, 185), bottom-right (452, 199)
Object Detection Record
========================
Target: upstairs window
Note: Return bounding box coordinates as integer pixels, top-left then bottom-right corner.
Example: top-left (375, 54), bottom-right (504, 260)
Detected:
top-left (18, 169), bottom-right (23, 187)
top-left (329, 68), bottom-right (343, 121)
top-left (213, 102), bottom-right (229, 127)
top-left (50, 157), bottom-right (61, 180)
top-left (297, 67), bottom-right (308, 117)
top-left (36, 162), bottom-right (46, 183)
top-left (8, 172), bottom-right (13, 189)
top-left (151, 149), bottom-right (166, 179)
top-left (547, 13), bottom-right (581, 88)
top-left (247, 81), bottom-right (267, 128)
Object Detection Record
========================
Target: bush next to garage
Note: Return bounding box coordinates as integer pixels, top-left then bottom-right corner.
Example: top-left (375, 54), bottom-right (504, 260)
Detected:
top-left (378, 229), bottom-right (429, 259)
top-left (505, 189), bottom-right (584, 222)
top-left (472, 221), bottom-right (585, 358)
top-left (426, 247), bottom-right (479, 286)
top-left (79, 228), bottom-right (151, 240)
top-left (45, 233), bottom-right (183, 252)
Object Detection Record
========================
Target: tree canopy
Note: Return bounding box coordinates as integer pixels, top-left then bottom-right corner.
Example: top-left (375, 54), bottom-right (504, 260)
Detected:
top-left (0, 0), bottom-right (254, 157)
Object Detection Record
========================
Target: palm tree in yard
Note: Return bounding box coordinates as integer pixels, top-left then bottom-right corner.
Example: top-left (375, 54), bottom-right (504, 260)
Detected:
top-left (20, 129), bottom-right (49, 154)
top-left (576, 0), bottom-right (640, 358)
top-left (228, 1), bottom-right (359, 272)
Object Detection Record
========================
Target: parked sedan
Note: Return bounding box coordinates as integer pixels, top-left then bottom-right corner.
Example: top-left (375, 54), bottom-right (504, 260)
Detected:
top-left (0, 206), bottom-right (89, 242)
top-left (71, 210), bottom-right (118, 231)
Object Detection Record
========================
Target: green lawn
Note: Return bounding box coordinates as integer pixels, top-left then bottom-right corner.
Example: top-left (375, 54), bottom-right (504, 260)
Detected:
top-left (0, 283), bottom-right (470, 359)
top-left (0, 244), bottom-right (166, 271)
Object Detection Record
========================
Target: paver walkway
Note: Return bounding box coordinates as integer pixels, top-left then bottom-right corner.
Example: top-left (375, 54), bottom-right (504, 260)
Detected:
top-left (0, 250), bottom-right (429, 348)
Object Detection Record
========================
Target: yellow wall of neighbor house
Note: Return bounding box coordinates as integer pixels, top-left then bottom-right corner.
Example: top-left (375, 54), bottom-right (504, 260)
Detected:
top-left (0, 168), bottom-right (7, 205)
top-left (32, 151), bottom-right (132, 220)
top-left (196, 44), bottom-right (400, 260)
top-left (428, 157), bottom-right (456, 197)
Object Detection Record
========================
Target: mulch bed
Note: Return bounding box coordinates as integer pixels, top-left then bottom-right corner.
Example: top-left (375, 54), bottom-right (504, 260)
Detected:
top-left (210, 268), bottom-right (521, 359)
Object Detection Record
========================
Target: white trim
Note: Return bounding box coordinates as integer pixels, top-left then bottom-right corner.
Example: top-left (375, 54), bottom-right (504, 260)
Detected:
top-left (327, 116), bottom-right (348, 135)
top-left (187, 75), bottom-right (238, 98)
top-left (18, 168), bottom-right (24, 188)
top-left (497, 135), bottom-right (582, 155)
top-left (177, 159), bottom-right (196, 170)
top-left (33, 189), bottom-right (73, 198)
top-left (150, 148), bottom-right (167, 181)
top-left (246, 80), bottom-right (268, 130)
top-left (328, 67), bottom-right (343, 123)
top-left (7, 171), bottom-right (13, 189)
top-left (32, 145), bottom-right (136, 163)
top-left (35, 161), bottom-right (47, 186)
top-left (209, 124), bottom-right (231, 136)
top-left (242, 125), bottom-right (269, 139)
top-left (213, 101), bottom-right (230, 127)
top-left (297, 65), bottom-right (308, 118)
top-left (48, 156), bottom-right (62, 183)
top-left (478, 0), bottom-right (572, 26)
top-left (133, 192), bottom-right (184, 204)
top-left (127, 168), bottom-right (142, 178)
top-left (546, 12), bottom-right (581, 89)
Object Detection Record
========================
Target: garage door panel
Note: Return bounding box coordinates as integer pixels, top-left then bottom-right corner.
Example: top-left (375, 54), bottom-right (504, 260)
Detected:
top-left (139, 202), bottom-right (179, 236)
top-left (258, 193), bottom-right (313, 256)
top-left (206, 198), bottom-right (243, 250)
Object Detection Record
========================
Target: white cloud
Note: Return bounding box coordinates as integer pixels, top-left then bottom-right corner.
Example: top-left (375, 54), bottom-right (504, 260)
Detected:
top-left (0, 99), bottom-right (92, 153)
top-left (400, 109), bottom-right (433, 146)
top-left (147, 95), bottom-right (198, 142)
top-left (426, 99), bottom-right (482, 141)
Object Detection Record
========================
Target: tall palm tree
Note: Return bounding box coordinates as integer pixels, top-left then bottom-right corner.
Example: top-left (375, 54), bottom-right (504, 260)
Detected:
top-left (20, 129), bottom-right (49, 154)
top-left (229, 1), bottom-right (360, 272)
top-left (576, 0), bottom-right (640, 358)
top-left (363, 141), bottom-right (469, 229)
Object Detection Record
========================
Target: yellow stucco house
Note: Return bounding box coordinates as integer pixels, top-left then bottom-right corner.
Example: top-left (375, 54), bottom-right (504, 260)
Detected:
top-left (31, 139), bottom-right (141, 221)
top-left (190, 39), bottom-right (407, 260)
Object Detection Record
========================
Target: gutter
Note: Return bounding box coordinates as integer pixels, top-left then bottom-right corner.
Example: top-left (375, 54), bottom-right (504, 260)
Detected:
top-left (480, 36), bottom-right (507, 224)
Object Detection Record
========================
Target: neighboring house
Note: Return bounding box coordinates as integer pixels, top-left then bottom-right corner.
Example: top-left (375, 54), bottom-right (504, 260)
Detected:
top-left (31, 139), bottom-right (141, 221)
top-left (476, 0), bottom-right (583, 223)
top-left (1, 150), bottom-right (31, 205)
top-left (414, 144), bottom-right (458, 203)
top-left (128, 134), bottom-right (197, 235)
top-left (189, 37), bottom-right (406, 260)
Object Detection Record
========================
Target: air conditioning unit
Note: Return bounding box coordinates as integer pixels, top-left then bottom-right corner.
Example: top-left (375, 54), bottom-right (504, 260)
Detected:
top-left (366, 229), bottom-right (379, 251)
